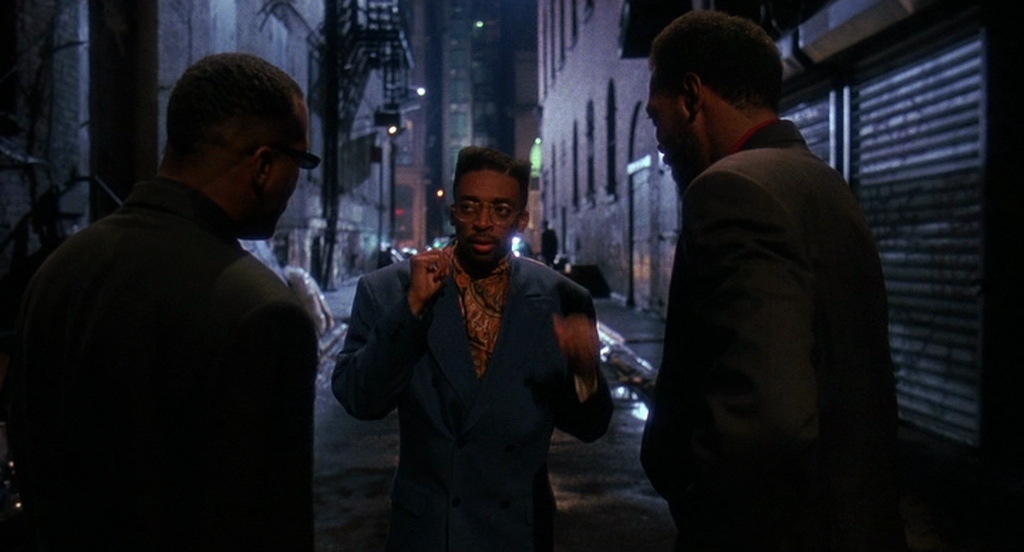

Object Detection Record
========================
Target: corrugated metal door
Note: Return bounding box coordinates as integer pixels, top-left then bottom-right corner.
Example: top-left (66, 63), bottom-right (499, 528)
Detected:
top-left (781, 90), bottom-right (835, 168)
top-left (850, 32), bottom-right (984, 446)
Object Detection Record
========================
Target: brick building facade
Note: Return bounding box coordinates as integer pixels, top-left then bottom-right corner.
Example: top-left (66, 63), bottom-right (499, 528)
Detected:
top-left (537, 0), bottom-right (675, 315)
top-left (1, 0), bottom-right (418, 289)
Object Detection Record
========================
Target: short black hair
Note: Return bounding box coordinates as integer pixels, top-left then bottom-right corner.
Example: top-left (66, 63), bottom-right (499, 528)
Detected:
top-left (165, 53), bottom-right (304, 158)
top-left (452, 146), bottom-right (531, 206)
top-left (649, 10), bottom-right (782, 112)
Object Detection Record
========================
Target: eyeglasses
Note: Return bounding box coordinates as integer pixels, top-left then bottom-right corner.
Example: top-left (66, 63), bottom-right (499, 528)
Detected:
top-left (451, 200), bottom-right (521, 226)
top-left (271, 143), bottom-right (321, 169)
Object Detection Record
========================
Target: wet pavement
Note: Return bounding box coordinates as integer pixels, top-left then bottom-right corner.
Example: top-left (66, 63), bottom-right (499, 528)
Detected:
top-left (313, 278), bottom-right (1024, 552)
top-left (312, 386), bottom-right (395, 551)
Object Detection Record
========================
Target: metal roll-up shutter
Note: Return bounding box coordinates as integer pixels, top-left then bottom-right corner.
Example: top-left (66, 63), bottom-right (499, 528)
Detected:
top-left (781, 91), bottom-right (835, 168)
top-left (851, 32), bottom-right (984, 446)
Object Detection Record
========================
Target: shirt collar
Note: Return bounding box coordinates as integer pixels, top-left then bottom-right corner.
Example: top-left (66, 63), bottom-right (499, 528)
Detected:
top-left (727, 117), bottom-right (781, 155)
top-left (123, 177), bottom-right (240, 243)
top-left (451, 241), bottom-right (512, 283)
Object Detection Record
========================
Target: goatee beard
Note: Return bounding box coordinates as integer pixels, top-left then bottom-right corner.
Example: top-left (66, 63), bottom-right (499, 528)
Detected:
top-left (671, 164), bottom-right (696, 195)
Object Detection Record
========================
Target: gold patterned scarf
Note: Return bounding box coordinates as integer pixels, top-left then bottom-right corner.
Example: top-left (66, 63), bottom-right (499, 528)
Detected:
top-left (452, 248), bottom-right (511, 379)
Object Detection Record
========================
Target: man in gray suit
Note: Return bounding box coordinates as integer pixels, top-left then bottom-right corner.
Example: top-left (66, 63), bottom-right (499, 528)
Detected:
top-left (640, 11), bottom-right (906, 552)
top-left (7, 53), bottom-right (320, 551)
top-left (333, 146), bottom-right (613, 552)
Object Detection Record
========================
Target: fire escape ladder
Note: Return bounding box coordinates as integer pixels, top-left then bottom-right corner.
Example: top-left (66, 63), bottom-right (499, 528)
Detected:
top-left (316, 0), bottom-right (413, 285)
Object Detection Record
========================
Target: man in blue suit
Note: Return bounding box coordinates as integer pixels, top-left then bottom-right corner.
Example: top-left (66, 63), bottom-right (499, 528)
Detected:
top-left (333, 146), bottom-right (613, 552)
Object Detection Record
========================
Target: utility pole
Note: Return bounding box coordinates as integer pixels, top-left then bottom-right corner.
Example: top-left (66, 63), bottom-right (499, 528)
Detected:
top-left (389, 133), bottom-right (398, 246)
top-left (319, 0), bottom-right (340, 287)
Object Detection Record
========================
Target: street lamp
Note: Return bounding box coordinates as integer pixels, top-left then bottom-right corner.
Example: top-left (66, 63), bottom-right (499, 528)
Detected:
top-left (386, 123), bottom-right (406, 248)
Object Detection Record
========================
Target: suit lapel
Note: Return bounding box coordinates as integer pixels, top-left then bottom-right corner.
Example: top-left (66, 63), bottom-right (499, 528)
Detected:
top-left (461, 261), bottom-right (549, 433)
top-left (427, 277), bottom-right (480, 411)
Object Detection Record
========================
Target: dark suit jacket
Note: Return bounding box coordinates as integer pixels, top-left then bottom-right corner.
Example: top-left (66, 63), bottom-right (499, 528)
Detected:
top-left (7, 178), bottom-right (318, 551)
top-left (333, 256), bottom-right (613, 552)
top-left (641, 121), bottom-right (905, 551)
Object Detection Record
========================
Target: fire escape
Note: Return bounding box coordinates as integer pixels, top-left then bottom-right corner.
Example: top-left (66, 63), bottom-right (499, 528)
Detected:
top-left (314, 0), bottom-right (414, 285)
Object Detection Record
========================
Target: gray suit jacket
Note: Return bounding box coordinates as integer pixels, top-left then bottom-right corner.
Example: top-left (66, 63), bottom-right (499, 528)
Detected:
top-left (333, 256), bottom-right (613, 552)
top-left (8, 178), bottom-right (318, 551)
top-left (641, 121), bottom-right (905, 551)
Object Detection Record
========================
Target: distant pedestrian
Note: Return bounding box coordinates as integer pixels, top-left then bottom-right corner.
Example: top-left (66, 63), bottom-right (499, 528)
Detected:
top-left (541, 219), bottom-right (558, 267)
top-left (333, 146), bottom-right (613, 552)
top-left (639, 11), bottom-right (905, 551)
top-left (6, 53), bottom-right (321, 551)
top-left (378, 245), bottom-right (397, 268)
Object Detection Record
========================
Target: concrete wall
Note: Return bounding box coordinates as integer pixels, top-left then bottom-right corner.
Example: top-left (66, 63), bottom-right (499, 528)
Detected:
top-left (1, 0), bottom-right (90, 276)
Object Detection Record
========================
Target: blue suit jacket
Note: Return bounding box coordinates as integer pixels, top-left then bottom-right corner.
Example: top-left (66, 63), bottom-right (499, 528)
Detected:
top-left (333, 256), bottom-right (612, 552)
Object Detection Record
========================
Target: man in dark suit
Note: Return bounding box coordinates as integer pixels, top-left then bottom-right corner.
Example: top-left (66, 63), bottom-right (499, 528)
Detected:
top-left (540, 219), bottom-right (558, 266)
top-left (639, 11), bottom-right (906, 551)
top-left (333, 146), bottom-right (613, 552)
top-left (6, 53), bottom-right (321, 551)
